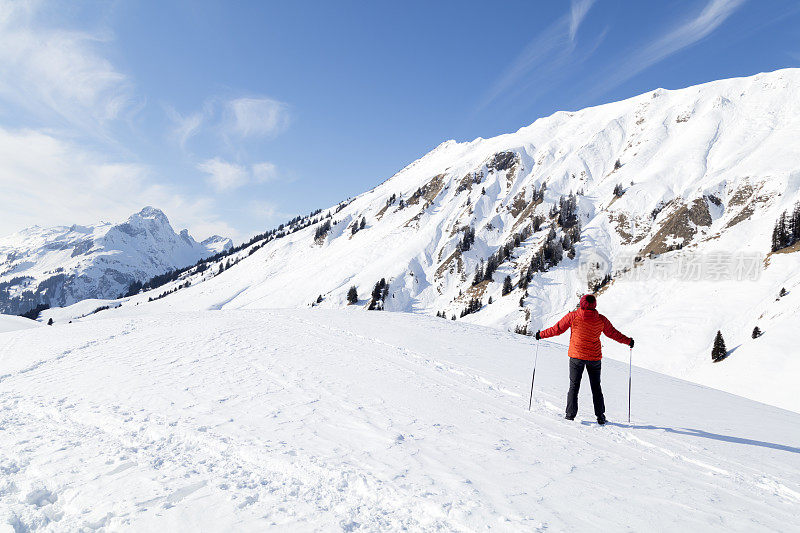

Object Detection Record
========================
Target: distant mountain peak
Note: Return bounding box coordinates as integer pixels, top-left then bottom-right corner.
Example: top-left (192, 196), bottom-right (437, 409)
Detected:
top-left (0, 207), bottom-right (231, 315)
top-left (129, 206), bottom-right (170, 224)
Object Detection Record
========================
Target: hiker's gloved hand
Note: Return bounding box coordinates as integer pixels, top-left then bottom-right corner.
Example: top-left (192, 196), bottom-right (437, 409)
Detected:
top-left (535, 331), bottom-right (541, 340)
top-left (629, 338), bottom-right (635, 348)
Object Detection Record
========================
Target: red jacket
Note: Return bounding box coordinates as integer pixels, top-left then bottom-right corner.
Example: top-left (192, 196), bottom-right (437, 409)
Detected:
top-left (539, 296), bottom-right (630, 361)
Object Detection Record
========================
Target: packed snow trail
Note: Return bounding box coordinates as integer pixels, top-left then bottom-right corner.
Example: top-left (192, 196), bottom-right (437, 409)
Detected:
top-left (1, 310), bottom-right (799, 531)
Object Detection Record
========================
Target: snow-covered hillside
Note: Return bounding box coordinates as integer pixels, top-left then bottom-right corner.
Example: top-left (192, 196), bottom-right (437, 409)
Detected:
top-left (0, 207), bottom-right (231, 315)
top-left (38, 68), bottom-right (800, 412)
top-left (1, 310), bottom-right (798, 530)
top-left (0, 314), bottom-right (41, 333)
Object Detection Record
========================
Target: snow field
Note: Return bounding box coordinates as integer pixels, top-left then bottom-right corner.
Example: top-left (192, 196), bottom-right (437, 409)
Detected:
top-left (1, 309), bottom-right (798, 531)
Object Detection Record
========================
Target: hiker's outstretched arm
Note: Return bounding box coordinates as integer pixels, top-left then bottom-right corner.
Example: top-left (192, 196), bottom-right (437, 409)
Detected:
top-left (601, 315), bottom-right (631, 345)
top-left (540, 312), bottom-right (574, 339)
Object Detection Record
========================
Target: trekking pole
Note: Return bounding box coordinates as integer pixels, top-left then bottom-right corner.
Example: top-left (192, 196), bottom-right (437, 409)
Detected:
top-left (627, 346), bottom-right (632, 424)
top-left (528, 339), bottom-right (540, 411)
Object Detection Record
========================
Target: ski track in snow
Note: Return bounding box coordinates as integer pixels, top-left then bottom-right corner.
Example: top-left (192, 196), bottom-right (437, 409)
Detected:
top-left (1, 309), bottom-right (799, 531)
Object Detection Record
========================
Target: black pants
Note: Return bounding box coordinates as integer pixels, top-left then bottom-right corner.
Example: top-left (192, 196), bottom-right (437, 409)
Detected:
top-left (566, 358), bottom-right (605, 418)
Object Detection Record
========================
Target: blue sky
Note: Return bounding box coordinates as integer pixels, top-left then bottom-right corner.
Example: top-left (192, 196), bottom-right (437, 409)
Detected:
top-left (1, 0), bottom-right (798, 241)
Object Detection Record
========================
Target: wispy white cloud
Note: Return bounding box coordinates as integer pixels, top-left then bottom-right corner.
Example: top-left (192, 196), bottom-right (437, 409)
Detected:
top-left (0, 1), bottom-right (136, 133)
top-left (166, 95), bottom-right (291, 149)
top-left (587, 0), bottom-right (747, 98)
top-left (0, 125), bottom-right (236, 240)
top-left (252, 161), bottom-right (278, 183)
top-left (198, 157), bottom-right (250, 192)
top-left (225, 97), bottom-right (290, 138)
top-left (165, 105), bottom-right (205, 149)
top-left (569, 0), bottom-right (595, 42)
top-left (198, 157), bottom-right (281, 191)
top-left (477, 0), bottom-right (597, 112)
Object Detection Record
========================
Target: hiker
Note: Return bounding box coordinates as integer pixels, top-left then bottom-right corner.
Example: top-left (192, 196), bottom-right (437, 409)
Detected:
top-left (535, 294), bottom-right (633, 424)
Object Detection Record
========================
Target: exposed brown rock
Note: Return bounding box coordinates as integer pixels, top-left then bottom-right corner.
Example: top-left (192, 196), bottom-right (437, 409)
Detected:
top-left (640, 198), bottom-right (711, 256)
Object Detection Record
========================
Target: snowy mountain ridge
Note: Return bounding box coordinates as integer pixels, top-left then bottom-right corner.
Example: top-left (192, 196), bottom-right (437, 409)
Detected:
top-left (0, 206), bottom-right (232, 315)
top-left (37, 68), bottom-right (800, 412)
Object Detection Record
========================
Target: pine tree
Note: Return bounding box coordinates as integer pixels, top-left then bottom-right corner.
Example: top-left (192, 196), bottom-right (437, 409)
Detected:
top-left (752, 326), bottom-right (761, 339)
top-left (485, 255), bottom-right (499, 281)
top-left (791, 202), bottom-right (800, 243)
top-left (460, 226), bottom-right (475, 252)
top-left (519, 271), bottom-right (529, 291)
top-left (347, 286), bottom-right (358, 304)
top-left (488, 296), bottom-right (493, 304)
top-left (613, 183), bottom-right (624, 197)
top-left (711, 330), bottom-right (727, 361)
top-left (502, 275), bottom-right (513, 295)
top-left (779, 287), bottom-right (787, 297)
top-left (47, 318), bottom-right (53, 326)
top-left (369, 278), bottom-right (387, 310)
top-left (771, 211), bottom-right (795, 252)
top-left (316, 294), bottom-right (323, 304)
top-left (360, 217), bottom-right (366, 230)
top-left (473, 260), bottom-right (485, 286)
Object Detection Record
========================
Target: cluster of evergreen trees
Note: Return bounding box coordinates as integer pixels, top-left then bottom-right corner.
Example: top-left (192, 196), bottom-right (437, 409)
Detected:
top-left (532, 183), bottom-right (546, 204)
top-left (553, 192), bottom-right (579, 229)
top-left (19, 302), bottom-right (49, 320)
top-left (501, 275), bottom-right (513, 296)
top-left (472, 225), bottom-right (534, 286)
top-left (459, 226), bottom-right (476, 252)
top-left (351, 217), bottom-right (367, 236)
top-left (368, 278), bottom-right (389, 310)
top-left (459, 298), bottom-right (482, 318)
top-left (147, 280), bottom-right (191, 302)
top-left (613, 183), bottom-right (625, 197)
top-left (314, 219), bottom-right (332, 241)
top-left (771, 202), bottom-right (800, 252)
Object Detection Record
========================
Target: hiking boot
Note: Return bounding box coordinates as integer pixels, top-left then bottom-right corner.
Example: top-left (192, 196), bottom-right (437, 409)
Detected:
top-left (565, 414), bottom-right (575, 421)
top-left (597, 414), bottom-right (607, 425)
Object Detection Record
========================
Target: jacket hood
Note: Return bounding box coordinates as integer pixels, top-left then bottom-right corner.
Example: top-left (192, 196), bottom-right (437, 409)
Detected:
top-left (579, 295), bottom-right (597, 310)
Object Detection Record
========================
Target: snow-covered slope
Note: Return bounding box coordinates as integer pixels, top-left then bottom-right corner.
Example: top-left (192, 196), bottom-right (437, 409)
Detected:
top-left (0, 207), bottom-right (232, 315)
top-left (1, 310), bottom-right (797, 530)
top-left (0, 314), bottom-right (42, 333)
top-left (42, 69), bottom-right (800, 412)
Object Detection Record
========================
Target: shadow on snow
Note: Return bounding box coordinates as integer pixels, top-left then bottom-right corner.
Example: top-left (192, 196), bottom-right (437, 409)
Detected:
top-left (591, 422), bottom-right (800, 454)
